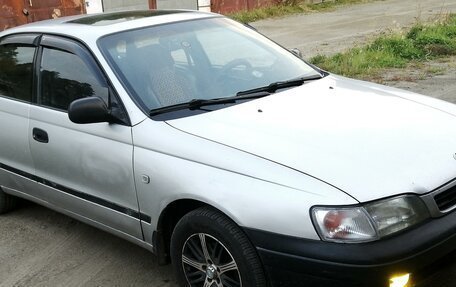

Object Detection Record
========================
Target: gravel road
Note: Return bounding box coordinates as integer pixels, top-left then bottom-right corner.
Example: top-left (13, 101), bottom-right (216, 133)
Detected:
top-left (1, 0), bottom-right (456, 286)
top-left (253, 0), bottom-right (456, 58)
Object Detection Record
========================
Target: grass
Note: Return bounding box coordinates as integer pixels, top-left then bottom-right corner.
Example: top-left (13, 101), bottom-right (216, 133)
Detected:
top-left (229, 0), bottom-right (375, 23)
top-left (309, 14), bottom-right (456, 78)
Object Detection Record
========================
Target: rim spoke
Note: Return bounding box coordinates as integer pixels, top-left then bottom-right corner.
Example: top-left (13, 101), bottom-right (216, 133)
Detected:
top-left (203, 278), bottom-right (212, 287)
top-left (221, 274), bottom-right (241, 287)
top-left (187, 272), bottom-right (206, 285)
top-left (186, 271), bottom-right (206, 284)
top-left (182, 255), bottom-right (205, 272)
top-left (188, 275), bottom-right (206, 286)
top-left (211, 242), bottom-right (224, 265)
top-left (187, 237), bottom-right (204, 261)
top-left (199, 233), bottom-right (212, 263)
top-left (218, 260), bottom-right (237, 275)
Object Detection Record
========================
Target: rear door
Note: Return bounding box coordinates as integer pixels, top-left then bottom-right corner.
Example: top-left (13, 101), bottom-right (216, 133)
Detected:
top-left (29, 35), bottom-right (143, 239)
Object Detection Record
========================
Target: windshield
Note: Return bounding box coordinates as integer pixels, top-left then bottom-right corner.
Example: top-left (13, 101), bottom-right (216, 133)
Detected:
top-left (99, 17), bottom-right (321, 112)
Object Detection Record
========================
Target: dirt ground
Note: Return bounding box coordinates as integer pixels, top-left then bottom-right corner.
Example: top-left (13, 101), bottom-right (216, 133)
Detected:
top-left (380, 56), bottom-right (456, 104)
top-left (1, 0), bottom-right (456, 286)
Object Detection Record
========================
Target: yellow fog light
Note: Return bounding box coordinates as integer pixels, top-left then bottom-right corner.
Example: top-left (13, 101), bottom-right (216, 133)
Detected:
top-left (389, 273), bottom-right (411, 287)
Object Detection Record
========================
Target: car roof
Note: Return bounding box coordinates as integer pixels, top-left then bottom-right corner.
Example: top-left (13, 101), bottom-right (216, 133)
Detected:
top-left (0, 10), bottom-right (218, 42)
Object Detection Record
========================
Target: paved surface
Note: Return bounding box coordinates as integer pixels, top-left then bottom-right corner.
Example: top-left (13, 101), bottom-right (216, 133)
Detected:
top-left (1, 0), bottom-right (456, 286)
top-left (0, 203), bottom-right (176, 287)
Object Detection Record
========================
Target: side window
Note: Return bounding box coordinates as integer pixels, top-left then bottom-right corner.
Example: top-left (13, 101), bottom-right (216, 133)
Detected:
top-left (40, 48), bottom-right (108, 111)
top-left (0, 44), bottom-right (35, 102)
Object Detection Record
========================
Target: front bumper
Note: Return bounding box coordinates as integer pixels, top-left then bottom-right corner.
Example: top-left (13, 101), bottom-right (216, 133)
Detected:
top-left (244, 210), bottom-right (456, 287)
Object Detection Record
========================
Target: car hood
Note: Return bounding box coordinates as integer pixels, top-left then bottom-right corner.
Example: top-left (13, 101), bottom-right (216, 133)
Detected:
top-left (167, 75), bottom-right (456, 202)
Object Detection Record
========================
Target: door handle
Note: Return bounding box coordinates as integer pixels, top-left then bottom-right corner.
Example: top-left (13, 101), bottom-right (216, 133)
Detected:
top-left (32, 128), bottom-right (49, 143)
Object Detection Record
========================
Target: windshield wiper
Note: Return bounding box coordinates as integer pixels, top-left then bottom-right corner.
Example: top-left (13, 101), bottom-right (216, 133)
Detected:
top-left (236, 74), bottom-right (323, 97)
top-left (149, 92), bottom-right (270, 116)
top-left (149, 74), bottom-right (324, 116)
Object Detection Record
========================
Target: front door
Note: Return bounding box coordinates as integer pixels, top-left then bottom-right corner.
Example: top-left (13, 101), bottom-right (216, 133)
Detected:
top-left (29, 35), bottom-right (142, 239)
top-left (0, 34), bottom-right (37, 193)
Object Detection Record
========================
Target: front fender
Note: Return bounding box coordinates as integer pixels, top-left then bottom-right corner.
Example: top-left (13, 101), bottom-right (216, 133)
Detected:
top-left (132, 120), bottom-right (357, 245)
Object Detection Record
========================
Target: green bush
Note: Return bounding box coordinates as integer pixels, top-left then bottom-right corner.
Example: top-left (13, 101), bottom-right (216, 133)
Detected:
top-left (369, 37), bottom-right (424, 60)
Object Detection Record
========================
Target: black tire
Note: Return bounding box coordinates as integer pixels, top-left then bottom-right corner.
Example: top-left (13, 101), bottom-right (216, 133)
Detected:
top-left (171, 207), bottom-right (267, 287)
top-left (0, 187), bottom-right (18, 214)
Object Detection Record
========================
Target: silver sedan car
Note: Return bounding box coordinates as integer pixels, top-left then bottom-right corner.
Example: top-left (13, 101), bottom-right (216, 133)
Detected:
top-left (0, 10), bottom-right (455, 287)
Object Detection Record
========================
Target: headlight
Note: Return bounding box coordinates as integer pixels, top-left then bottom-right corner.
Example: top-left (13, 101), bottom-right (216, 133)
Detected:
top-left (311, 195), bottom-right (430, 243)
top-left (364, 195), bottom-right (429, 237)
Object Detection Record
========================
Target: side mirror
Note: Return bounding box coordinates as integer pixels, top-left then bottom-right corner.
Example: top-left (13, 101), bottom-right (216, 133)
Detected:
top-left (68, 97), bottom-right (111, 124)
top-left (244, 23), bottom-right (258, 31)
top-left (290, 48), bottom-right (303, 58)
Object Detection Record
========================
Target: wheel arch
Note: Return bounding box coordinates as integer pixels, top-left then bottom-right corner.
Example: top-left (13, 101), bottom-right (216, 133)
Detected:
top-left (153, 198), bottom-right (220, 265)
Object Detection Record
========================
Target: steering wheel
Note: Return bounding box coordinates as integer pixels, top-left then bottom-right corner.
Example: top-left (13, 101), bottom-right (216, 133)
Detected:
top-left (218, 59), bottom-right (253, 79)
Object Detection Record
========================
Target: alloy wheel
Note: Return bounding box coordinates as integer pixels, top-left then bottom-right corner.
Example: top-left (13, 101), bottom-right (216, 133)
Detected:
top-left (181, 233), bottom-right (242, 287)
